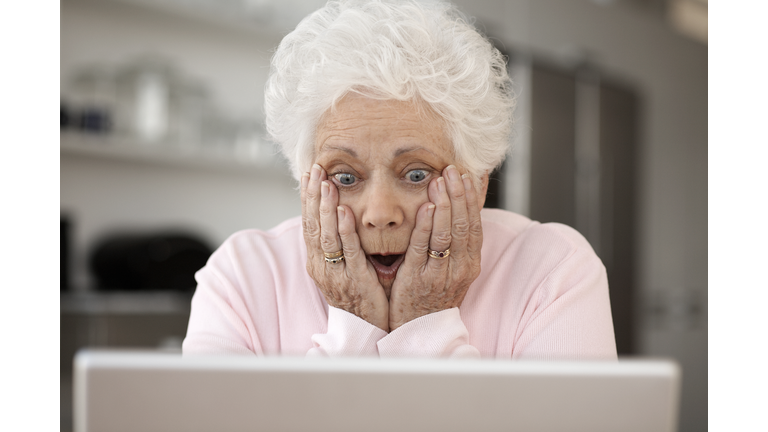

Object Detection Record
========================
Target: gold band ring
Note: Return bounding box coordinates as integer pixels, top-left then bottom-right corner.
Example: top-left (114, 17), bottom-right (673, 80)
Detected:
top-left (325, 255), bottom-right (345, 264)
top-left (324, 249), bottom-right (345, 264)
top-left (428, 248), bottom-right (451, 259)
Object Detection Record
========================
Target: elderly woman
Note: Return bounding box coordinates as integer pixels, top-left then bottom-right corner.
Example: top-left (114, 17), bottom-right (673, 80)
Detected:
top-left (182, 0), bottom-right (617, 359)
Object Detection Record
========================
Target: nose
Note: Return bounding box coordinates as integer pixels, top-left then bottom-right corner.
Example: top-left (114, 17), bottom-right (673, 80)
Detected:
top-left (360, 179), bottom-right (404, 229)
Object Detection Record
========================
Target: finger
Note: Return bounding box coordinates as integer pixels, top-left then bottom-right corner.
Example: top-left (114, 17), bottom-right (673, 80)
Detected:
top-left (403, 201), bottom-right (435, 270)
top-left (443, 165), bottom-right (470, 256)
top-left (463, 174), bottom-right (483, 258)
top-left (427, 176), bottom-right (452, 262)
top-left (336, 205), bottom-right (366, 274)
top-left (300, 171), bottom-right (310, 228)
top-left (300, 171), bottom-right (309, 205)
top-left (300, 171), bottom-right (312, 259)
top-left (319, 180), bottom-right (343, 256)
top-left (302, 164), bottom-right (326, 261)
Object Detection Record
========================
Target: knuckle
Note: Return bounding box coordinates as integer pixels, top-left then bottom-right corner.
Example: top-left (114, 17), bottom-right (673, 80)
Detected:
top-left (305, 187), bottom-right (319, 201)
top-left (434, 231), bottom-right (452, 245)
top-left (450, 186), bottom-right (466, 200)
top-left (343, 247), bottom-right (360, 261)
top-left (320, 234), bottom-right (338, 251)
top-left (452, 218), bottom-right (469, 237)
top-left (469, 220), bottom-right (483, 237)
top-left (409, 242), bottom-right (428, 255)
top-left (318, 204), bottom-right (333, 217)
top-left (302, 216), bottom-right (320, 237)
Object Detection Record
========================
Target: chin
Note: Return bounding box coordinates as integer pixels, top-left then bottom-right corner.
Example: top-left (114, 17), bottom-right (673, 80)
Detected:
top-left (380, 278), bottom-right (394, 300)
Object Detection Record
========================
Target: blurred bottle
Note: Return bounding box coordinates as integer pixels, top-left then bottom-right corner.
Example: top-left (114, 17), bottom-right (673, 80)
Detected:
top-left (66, 65), bottom-right (117, 134)
top-left (115, 56), bottom-right (176, 144)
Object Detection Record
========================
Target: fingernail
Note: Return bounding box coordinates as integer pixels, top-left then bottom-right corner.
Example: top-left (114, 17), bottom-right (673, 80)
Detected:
top-left (462, 176), bottom-right (472, 191)
top-left (301, 172), bottom-right (310, 189)
top-left (321, 181), bottom-right (329, 197)
top-left (427, 204), bottom-right (436, 218)
top-left (437, 177), bottom-right (445, 193)
top-left (337, 206), bottom-right (345, 221)
top-left (446, 165), bottom-right (459, 182)
top-left (311, 164), bottom-right (321, 180)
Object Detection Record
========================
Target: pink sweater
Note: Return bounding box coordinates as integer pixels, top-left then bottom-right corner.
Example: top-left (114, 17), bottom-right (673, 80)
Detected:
top-left (182, 209), bottom-right (617, 360)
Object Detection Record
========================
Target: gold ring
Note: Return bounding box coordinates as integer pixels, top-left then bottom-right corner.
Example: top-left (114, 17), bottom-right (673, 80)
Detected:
top-left (324, 250), bottom-right (344, 259)
top-left (324, 255), bottom-right (345, 264)
top-left (428, 248), bottom-right (451, 259)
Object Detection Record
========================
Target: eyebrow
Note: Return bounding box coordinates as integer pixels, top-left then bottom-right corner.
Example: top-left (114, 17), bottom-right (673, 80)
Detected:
top-left (319, 145), bottom-right (437, 159)
top-left (395, 146), bottom-right (435, 157)
top-left (321, 145), bottom-right (358, 158)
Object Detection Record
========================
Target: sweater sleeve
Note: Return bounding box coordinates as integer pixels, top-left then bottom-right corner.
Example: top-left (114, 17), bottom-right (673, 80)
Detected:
top-left (376, 308), bottom-right (480, 358)
top-left (306, 306), bottom-right (480, 358)
top-left (306, 306), bottom-right (388, 357)
top-left (182, 234), bottom-right (271, 357)
top-left (512, 245), bottom-right (618, 360)
top-left (182, 264), bottom-right (262, 356)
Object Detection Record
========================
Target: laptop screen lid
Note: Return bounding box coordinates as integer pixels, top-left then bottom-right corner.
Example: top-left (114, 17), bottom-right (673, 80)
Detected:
top-left (74, 350), bottom-right (680, 432)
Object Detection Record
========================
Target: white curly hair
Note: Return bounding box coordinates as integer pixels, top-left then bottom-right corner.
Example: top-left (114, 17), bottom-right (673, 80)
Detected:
top-left (264, 0), bottom-right (515, 182)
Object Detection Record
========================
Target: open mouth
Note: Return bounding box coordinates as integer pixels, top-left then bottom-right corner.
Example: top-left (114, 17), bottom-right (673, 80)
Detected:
top-left (367, 253), bottom-right (405, 280)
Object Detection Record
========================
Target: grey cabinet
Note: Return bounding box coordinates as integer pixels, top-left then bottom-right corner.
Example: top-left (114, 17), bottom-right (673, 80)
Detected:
top-left (515, 59), bottom-right (640, 355)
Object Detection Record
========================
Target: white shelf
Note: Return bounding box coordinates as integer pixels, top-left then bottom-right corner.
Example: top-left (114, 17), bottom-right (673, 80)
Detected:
top-left (60, 131), bottom-right (289, 175)
top-left (61, 291), bottom-right (193, 315)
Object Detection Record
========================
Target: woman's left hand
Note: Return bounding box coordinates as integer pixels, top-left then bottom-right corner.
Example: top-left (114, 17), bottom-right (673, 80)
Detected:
top-left (388, 165), bottom-right (483, 331)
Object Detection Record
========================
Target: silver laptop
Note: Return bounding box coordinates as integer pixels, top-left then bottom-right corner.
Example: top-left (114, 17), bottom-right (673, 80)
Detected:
top-left (74, 350), bottom-right (680, 432)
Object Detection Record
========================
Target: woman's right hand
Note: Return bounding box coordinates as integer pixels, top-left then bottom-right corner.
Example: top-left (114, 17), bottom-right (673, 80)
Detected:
top-left (301, 164), bottom-right (390, 331)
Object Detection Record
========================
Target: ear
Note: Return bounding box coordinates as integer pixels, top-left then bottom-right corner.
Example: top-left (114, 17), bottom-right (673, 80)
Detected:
top-left (477, 171), bottom-right (490, 210)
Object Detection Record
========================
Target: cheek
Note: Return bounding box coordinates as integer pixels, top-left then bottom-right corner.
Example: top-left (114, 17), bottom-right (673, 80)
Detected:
top-left (401, 193), bottom-right (428, 223)
top-left (336, 193), bottom-right (358, 215)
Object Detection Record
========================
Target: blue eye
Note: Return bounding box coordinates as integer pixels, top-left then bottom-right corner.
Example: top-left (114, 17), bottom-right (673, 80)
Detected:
top-left (407, 170), bottom-right (427, 183)
top-left (335, 173), bottom-right (357, 186)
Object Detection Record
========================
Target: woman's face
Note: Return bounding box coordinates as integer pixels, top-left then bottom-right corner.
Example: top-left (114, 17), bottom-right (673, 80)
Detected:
top-left (313, 94), bottom-right (487, 292)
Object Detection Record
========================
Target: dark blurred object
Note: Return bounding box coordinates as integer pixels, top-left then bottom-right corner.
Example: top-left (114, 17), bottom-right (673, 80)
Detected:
top-left (79, 107), bottom-right (112, 133)
top-left (483, 163), bottom-right (505, 209)
top-left (61, 99), bottom-right (112, 133)
top-left (61, 103), bottom-right (72, 129)
top-left (90, 232), bottom-right (212, 292)
top-left (61, 216), bottom-right (71, 291)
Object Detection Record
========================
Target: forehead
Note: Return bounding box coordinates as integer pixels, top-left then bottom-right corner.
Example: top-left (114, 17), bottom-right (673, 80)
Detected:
top-left (314, 94), bottom-right (453, 160)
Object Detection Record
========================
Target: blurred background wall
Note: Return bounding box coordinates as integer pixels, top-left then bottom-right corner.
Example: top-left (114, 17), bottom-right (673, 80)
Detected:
top-left (60, 0), bottom-right (707, 430)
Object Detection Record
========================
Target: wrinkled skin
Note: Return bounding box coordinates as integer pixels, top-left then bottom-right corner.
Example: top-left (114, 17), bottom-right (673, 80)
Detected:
top-left (301, 94), bottom-right (488, 332)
